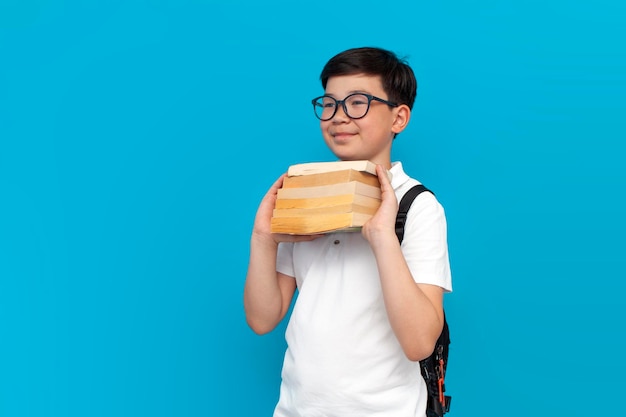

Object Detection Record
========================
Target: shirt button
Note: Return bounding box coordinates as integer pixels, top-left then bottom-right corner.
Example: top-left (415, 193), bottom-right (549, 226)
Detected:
top-left (334, 239), bottom-right (340, 245)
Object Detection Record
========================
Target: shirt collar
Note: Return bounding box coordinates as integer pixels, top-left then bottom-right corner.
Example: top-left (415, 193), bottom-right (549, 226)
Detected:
top-left (390, 162), bottom-right (411, 190)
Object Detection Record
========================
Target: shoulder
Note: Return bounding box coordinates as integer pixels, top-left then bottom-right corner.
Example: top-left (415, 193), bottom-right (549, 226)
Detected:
top-left (390, 162), bottom-right (447, 226)
top-left (390, 162), bottom-right (439, 205)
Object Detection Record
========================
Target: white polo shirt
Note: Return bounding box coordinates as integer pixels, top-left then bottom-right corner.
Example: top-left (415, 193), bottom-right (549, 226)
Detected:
top-left (274, 162), bottom-right (452, 417)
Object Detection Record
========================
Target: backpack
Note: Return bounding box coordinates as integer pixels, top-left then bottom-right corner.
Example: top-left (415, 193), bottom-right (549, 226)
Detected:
top-left (395, 184), bottom-right (452, 417)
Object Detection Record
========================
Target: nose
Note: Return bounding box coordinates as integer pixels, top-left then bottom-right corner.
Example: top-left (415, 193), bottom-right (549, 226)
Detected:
top-left (330, 102), bottom-right (350, 122)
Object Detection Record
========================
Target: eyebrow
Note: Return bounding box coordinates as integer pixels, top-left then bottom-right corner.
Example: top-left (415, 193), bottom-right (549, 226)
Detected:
top-left (325, 90), bottom-right (372, 97)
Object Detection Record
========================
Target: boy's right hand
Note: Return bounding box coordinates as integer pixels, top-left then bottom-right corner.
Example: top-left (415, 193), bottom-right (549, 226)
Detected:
top-left (252, 174), bottom-right (322, 245)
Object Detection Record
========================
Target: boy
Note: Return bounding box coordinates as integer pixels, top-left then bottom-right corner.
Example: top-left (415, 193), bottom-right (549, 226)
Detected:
top-left (244, 47), bottom-right (452, 417)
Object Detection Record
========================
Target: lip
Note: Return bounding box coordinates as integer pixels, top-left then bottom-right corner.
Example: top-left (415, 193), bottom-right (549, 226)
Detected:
top-left (331, 131), bottom-right (356, 141)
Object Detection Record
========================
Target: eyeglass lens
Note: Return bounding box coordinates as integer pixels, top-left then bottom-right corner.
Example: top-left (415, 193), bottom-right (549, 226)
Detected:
top-left (314, 94), bottom-right (371, 120)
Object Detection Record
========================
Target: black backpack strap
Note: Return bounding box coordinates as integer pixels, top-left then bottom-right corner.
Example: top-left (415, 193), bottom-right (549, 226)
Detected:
top-left (395, 183), bottom-right (452, 416)
top-left (395, 184), bottom-right (432, 244)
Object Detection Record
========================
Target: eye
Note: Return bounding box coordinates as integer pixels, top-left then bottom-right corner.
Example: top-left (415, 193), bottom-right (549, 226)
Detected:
top-left (347, 95), bottom-right (369, 106)
top-left (321, 97), bottom-right (337, 108)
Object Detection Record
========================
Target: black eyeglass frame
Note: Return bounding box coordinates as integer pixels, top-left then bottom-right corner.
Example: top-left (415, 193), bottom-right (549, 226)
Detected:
top-left (311, 93), bottom-right (399, 121)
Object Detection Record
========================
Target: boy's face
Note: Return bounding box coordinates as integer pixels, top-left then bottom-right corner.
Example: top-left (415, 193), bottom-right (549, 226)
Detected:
top-left (320, 74), bottom-right (409, 167)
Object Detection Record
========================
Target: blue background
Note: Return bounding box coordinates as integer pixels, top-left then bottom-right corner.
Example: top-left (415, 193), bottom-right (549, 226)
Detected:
top-left (1, 1), bottom-right (625, 416)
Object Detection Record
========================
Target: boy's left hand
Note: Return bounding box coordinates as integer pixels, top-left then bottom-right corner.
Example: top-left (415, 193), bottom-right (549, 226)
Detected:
top-left (361, 164), bottom-right (398, 243)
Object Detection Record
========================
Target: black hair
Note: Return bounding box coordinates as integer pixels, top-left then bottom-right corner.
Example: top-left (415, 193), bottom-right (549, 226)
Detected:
top-left (320, 47), bottom-right (417, 109)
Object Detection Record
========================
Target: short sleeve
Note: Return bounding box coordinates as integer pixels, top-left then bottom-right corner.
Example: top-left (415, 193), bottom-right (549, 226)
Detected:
top-left (401, 192), bottom-right (453, 292)
top-left (276, 242), bottom-right (295, 278)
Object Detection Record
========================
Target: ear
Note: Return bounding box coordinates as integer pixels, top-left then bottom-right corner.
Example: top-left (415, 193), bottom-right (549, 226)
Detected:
top-left (391, 104), bottom-right (411, 135)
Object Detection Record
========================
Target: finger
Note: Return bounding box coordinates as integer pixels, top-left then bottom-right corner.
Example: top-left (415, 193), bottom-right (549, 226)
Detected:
top-left (375, 165), bottom-right (396, 204)
top-left (268, 173), bottom-right (287, 195)
top-left (260, 173), bottom-right (287, 208)
top-left (376, 165), bottom-right (392, 190)
top-left (256, 173), bottom-right (287, 225)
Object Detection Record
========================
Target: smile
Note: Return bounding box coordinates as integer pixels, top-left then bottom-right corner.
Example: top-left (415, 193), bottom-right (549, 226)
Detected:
top-left (332, 132), bottom-right (356, 141)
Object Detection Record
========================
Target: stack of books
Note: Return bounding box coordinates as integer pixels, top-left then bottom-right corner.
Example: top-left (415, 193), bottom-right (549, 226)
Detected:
top-left (270, 160), bottom-right (389, 235)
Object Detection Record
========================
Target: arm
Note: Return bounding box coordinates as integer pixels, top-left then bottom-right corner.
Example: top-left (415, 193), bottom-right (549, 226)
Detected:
top-left (361, 165), bottom-right (445, 361)
top-left (243, 174), bottom-right (319, 334)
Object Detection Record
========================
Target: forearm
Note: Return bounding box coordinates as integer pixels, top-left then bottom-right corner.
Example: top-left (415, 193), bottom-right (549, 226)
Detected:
top-left (243, 233), bottom-right (287, 334)
top-left (370, 231), bottom-right (444, 361)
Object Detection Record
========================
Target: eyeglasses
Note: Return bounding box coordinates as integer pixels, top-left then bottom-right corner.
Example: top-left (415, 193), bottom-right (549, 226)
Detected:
top-left (311, 93), bottom-right (398, 121)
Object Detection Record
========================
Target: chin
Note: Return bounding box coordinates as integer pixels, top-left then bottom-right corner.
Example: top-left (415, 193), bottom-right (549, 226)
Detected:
top-left (332, 153), bottom-right (362, 161)
top-left (328, 149), bottom-right (360, 161)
